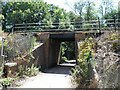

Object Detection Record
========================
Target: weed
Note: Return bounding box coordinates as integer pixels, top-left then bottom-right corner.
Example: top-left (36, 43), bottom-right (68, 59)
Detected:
top-left (18, 64), bottom-right (39, 78)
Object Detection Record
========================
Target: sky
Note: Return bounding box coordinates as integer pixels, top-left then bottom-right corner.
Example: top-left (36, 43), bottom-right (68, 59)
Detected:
top-left (44, 0), bottom-right (120, 12)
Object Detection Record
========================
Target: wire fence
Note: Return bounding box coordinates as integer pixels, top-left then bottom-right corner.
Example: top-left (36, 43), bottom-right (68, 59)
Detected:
top-left (0, 33), bottom-right (35, 64)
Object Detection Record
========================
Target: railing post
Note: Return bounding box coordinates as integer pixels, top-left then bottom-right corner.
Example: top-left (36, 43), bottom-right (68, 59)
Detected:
top-left (119, 19), bottom-right (120, 29)
top-left (12, 24), bottom-right (15, 33)
top-left (98, 17), bottom-right (101, 32)
top-left (114, 16), bottom-right (116, 31)
top-left (25, 23), bottom-right (27, 33)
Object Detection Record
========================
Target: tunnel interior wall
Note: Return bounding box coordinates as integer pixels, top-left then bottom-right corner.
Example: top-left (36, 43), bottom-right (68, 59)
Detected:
top-left (49, 39), bottom-right (61, 68)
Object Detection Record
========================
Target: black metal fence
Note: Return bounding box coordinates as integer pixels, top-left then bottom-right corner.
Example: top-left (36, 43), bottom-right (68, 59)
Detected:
top-left (5, 18), bottom-right (120, 32)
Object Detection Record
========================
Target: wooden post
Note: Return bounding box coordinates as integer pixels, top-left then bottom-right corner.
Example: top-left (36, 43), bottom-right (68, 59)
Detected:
top-left (98, 17), bottom-right (101, 32)
top-left (12, 24), bottom-right (14, 33)
top-left (25, 23), bottom-right (27, 33)
top-left (114, 16), bottom-right (116, 31)
top-left (3, 62), bottom-right (17, 78)
top-left (57, 43), bottom-right (62, 65)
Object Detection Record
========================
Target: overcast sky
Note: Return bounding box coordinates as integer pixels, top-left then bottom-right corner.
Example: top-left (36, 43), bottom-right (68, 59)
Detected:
top-left (44, 0), bottom-right (120, 12)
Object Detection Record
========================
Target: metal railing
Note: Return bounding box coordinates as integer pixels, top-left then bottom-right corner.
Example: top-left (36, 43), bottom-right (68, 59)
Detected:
top-left (5, 18), bottom-right (120, 32)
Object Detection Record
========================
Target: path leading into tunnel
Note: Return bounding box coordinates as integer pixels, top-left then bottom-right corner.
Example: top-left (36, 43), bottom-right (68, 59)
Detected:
top-left (18, 61), bottom-right (76, 88)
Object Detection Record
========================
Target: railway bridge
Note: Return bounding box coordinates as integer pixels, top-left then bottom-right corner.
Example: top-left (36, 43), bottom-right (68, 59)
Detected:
top-left (5, 19), bottom-right (119, 69)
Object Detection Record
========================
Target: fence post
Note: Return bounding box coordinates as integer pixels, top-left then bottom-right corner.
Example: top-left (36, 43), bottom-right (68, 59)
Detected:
top-left (25, 23), bottom-right (27, 33)
top-left (114, 16), bottom-right (116, 31)
top-left (98, 17), bottom-right (101, 32)
top-left (12, 24), bottom-right (15, 33)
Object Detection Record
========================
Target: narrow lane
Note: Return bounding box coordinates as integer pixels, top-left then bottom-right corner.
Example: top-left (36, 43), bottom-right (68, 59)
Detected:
top-left (18, 62), bottom-right (76, 88)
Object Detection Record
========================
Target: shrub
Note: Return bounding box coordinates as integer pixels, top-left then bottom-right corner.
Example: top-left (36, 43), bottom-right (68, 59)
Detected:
top-left (18, 64), bottom-right (39, 78)
top-left (25, 64), bottom-right (39, 77)
top-left (108, 33), bottom-right (120, 52)
top-left (71, 37), bottom-right (95, 88)
top-left (0, 77), bottom-right (15, 86)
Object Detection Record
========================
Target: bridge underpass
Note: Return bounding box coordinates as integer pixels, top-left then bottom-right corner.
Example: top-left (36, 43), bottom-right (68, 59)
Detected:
top-left (49, 32), bottom-right (76, 67)
top-left (8, 18), bottom-right (119, 70)
top-left (19, 31), bottom-right (109, 88)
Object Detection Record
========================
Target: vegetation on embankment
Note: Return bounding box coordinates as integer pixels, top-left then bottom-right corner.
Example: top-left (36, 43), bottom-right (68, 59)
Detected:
top-left (0, 33), bottom-right (40, 88)
top-left (71, 31), bottom-right (120, 88)
top-left (94, 31), bottom-right (120, 88)
top-left (71, 37), bottom-right (96, 88)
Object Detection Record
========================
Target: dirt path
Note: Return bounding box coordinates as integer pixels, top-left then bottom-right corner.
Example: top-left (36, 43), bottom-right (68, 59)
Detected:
top-left (17, 64), bottom-right (76, 88)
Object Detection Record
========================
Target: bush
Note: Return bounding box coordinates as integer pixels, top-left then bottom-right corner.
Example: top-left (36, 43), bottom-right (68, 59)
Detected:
top-left (0, 77), bottom-right (15, 86)
top-left (71, 37), bottom-right (95, 88)
top-left (18, 64), bottom-right (39, 78)
top-left (108, 33), bottom-right (120, 52)
top-left (25, 64), bottom-right (39, 77)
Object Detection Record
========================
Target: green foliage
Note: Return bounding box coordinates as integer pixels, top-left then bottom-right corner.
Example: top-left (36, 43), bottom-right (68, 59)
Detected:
top-left (30, 36), bottom-right (38, 49)
top-left (18, 64), bottom-right (39, 78)
top-left (61, 57), bottom-right (67, 63)
top-left (99, 0), bottom-right (113, 18)
top-left (74, 0), bottom-right (86, 17)
top-left (82, 23), bottom-right (91, 30)
top-left (109, 33), bottom-right (120, 52)
top-left (2, 2), bottom-right (76, 31)
top-left (0, 14), bottom-right (4, 22)
top-left (17, 65), bottom-right (26, 78)
top-left (1, 0), bottom-right (117, 31)
top-left (109, 33), bottom-right (120, 41)
top-left (25, 64), bottom-right (39, 77)
top-left (61, 42), bottom-right (75, 62)
top-left (0, 40), bottom-right (8, 48)
top-left (0, 77), bottom-right (14, 86)
top-left (84, 1), bottom-right (97, 20)
top-left (71, 37), bottom-right (95, 87)
top-left (74, 0), bottom-right (97, 20)
top-left (2, 34), bottom-right (38, 62)
top-left (103, 10), bottom-right (118, 19)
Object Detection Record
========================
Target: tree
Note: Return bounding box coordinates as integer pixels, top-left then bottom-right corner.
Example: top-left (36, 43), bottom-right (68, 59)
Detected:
top-left (2, 1), bottom-right (75, 31)
top-left (84, 1), bottom-right (97, 21)
top-left (118, 1), bottom-right (120, 19)
top-left (103, 10), bottom-right (118, 19)
top-left (74, 0), bottom-right (86, 19)
top-left (99, 0), bottom-right (113, 18)
top-left (103, 9), bottom-right (118, 28)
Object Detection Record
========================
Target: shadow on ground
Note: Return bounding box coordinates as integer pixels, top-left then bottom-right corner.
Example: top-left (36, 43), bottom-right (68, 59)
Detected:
top-left (43, 65), bottom-right (75, 75)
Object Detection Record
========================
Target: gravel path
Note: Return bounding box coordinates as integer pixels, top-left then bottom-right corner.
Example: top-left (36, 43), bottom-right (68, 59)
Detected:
top-left (17, 65), bottom-right (76, 88)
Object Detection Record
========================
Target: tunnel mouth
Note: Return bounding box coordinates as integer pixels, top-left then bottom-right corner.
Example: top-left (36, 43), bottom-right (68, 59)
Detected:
top-left (58, 41), bottom-right (76, 66)
top-left (43, 65), bottom-right (74, 75)
top-left (42, 33), bottom-right (77, 74)
top-left (43, 39), bottom-right (76, 74)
